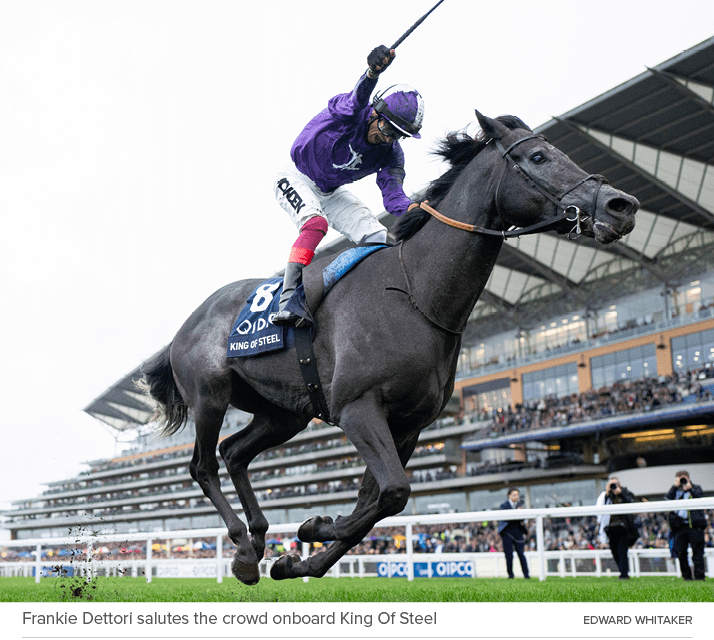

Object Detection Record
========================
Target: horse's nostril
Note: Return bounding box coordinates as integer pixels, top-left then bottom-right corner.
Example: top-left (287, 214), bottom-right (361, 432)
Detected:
top-left (607, 197), bottom-right (632, 214)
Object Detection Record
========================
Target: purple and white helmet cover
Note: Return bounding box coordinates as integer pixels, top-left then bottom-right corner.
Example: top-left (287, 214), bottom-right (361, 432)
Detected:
top-left (374, 84), bottom-right (424, 138)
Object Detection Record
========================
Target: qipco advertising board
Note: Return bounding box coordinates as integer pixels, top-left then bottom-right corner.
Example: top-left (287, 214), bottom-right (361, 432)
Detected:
top-left (376, 561), bottom-right (475, 578)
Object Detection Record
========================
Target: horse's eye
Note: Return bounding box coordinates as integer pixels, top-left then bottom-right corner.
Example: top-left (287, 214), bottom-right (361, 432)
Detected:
top-left (530, 153), bottom-right (546, 164)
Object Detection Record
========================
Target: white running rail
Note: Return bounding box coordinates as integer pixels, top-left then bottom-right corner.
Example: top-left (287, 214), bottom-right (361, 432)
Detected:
top-left (2, 497), bottom-right (711, 583)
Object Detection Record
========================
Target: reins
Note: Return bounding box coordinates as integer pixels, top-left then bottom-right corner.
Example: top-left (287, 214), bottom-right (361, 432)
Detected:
top-left (419, 201), bottom-right (581, 239)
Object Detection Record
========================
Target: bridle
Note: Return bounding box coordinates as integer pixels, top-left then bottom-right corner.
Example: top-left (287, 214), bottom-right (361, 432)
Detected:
top-left (393, 132), bottom-right (610, 336)
top-left (421, 133), bottom-right (609, 241)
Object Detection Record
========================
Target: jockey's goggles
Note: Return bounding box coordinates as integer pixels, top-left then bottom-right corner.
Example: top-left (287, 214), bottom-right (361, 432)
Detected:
top-left (378, 117), bottom-right (406, 140)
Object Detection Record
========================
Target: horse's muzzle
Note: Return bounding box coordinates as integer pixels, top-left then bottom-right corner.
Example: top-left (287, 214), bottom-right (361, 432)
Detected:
top-left (592, 189), bottom-right (639, 244)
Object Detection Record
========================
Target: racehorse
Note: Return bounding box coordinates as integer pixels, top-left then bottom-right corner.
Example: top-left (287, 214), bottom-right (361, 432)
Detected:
top-left (139, 111), bottom-right (638, 584)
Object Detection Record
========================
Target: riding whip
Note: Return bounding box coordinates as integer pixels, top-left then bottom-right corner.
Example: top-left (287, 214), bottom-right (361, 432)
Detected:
top-left (391, 0), bottom-right (446, 49)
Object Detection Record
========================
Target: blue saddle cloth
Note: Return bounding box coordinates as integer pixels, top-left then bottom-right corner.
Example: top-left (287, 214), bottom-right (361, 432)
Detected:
top-left (226, 277), bottom-right (286, 357)
top-left (227, 244), bottom-right (387, 358)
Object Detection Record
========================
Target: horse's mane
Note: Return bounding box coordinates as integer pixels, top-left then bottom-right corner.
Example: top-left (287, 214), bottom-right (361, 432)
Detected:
top-left (393, 115), bottom-right (532, 242)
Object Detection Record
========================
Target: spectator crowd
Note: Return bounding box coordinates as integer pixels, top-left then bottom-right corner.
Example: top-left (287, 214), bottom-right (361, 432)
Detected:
top-left (473, 368), bottom-right (714, 439)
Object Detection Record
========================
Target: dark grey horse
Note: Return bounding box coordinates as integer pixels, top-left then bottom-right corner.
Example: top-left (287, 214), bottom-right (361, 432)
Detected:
top-left (139, 112), bottom-right (638, 584)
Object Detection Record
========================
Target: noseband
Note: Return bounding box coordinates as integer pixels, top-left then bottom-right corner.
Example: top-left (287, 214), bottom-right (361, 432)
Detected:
top-left (422, 133), bottom-right (609, 240)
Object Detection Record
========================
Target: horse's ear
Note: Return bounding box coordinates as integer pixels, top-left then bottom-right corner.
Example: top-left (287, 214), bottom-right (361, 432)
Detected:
top-left (474, 109), bottom-right (507, 141)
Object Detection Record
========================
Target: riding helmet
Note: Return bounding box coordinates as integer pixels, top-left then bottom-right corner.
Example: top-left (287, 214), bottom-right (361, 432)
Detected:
top-left (372, 84), bottom-right (424, 139)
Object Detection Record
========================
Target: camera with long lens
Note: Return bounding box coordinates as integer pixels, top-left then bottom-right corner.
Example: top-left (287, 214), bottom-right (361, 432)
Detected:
top-left (679, 476), bottom-right (689, 487)
top-left (608, 482), bottom-right (619, 492)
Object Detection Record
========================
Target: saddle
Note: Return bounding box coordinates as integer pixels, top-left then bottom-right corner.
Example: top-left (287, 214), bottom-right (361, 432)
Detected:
top-left (283, 243), bottom-right (388, 327)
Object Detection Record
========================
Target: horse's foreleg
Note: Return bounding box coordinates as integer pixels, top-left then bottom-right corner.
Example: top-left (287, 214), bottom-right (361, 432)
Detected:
top-left (219, 410), bottom-right (305, 561)
top-left (272, 474), bottom-right (397, 580)
top-left (190, 403), bottom-right (259, 585)
top-left (297, 469), bottom-right (379, 543)
top-left (299, 431), bottom-right (419, 544)
top-left (270, 540), bottom-right (353, 580)
top-left (272, 396), bottom-right (413, 579)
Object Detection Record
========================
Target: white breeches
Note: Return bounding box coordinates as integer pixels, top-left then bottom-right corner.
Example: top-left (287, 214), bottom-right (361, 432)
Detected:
top-left (274, 166), bottom-right (387, 244)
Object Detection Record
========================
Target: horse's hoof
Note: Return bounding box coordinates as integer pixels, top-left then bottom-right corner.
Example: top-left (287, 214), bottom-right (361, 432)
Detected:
top-left (270, 553), bottom-right (301, 580)
top-left (298, 515), bottom-right (334, 542)
top-left (231, 553), bottom-right (260, 586)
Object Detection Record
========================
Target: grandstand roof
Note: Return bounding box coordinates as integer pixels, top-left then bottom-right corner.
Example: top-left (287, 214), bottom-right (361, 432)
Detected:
top-left (463, 35), bottom-right (714, 342)
top-left (85, 36), bottom-right (714, 431)
top-left (84, 361), bottom-right (154, 431)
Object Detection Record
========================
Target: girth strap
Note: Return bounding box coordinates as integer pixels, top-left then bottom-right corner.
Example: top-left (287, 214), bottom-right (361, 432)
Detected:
top-left (294, 325), bottom-right (334, 425)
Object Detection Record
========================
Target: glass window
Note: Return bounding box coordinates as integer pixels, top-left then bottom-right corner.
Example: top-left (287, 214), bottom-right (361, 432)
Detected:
top-left (705, 332), bottom-right (714, 363)
top-left (414, 492), bottom-right (467, 514)
top-left (165, 517), bottom-right (192, 531)
top-left (468, 488), bottom-right (509, 511)
top-left (142, 520), bottom-right (165, 532)
top-left (462, 378), bottom-right (512, 414)
top-left (531, 319), bottom-right (586, 354)
top-left (260, 508), bottom-right (288, 525)
top-left (591, 344), bottom-right (657, 387)
top-left (523, 363), bottom-right (578, 403)
top-left (191, 514), bottom-right (221, 529)
top-left (671, 328), bottom-right (714, 372)
top-left (529, 480), bottom-right (599, 508)
top-left (287, 507), bottom-right (318, 523)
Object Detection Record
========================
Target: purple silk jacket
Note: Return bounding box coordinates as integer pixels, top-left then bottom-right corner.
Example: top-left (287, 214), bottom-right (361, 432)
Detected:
top-left (290, 72), bottom-right (412, 217)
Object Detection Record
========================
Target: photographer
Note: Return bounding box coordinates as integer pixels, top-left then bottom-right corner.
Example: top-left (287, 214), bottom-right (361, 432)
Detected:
top-left (596, 477), bottom-right (639, 580)
top-left (665, 470), bottom-right (706, 581)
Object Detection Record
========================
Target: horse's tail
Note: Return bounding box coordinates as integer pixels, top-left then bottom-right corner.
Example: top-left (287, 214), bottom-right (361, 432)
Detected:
top-left (135, 343), bottom-right (189, 437)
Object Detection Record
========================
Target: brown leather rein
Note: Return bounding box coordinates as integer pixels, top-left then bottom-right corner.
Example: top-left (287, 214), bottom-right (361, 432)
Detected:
top-left (419, 200), bottom-right (581, 238)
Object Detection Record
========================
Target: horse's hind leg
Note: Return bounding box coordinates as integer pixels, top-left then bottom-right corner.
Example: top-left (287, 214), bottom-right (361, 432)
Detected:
top-left (219, 408), bottom-right (306, 561)
top-left (190, 401), bottom-right (259, 585)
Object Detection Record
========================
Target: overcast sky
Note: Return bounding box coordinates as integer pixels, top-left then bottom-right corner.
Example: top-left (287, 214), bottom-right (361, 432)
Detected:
top-left (1, 1), bottom-right (713, 528)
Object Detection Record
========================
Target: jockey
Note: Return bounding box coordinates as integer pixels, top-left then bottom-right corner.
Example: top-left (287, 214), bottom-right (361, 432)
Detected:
top-left (272, 45), bottom-right (424, 325)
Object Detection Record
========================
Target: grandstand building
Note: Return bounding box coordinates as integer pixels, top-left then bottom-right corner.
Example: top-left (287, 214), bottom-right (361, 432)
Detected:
top-left (3, 37), bottom-right (714, 542)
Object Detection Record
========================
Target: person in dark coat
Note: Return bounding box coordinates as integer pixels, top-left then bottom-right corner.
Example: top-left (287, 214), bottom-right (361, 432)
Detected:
top-left (666, 470), bottom-right (707, 580)
top-left (498, 488), bottom-right (530, 579)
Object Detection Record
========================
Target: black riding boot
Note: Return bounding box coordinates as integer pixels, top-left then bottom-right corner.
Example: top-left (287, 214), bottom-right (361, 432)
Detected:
top-left (272, 262), bottom-right (304, 326)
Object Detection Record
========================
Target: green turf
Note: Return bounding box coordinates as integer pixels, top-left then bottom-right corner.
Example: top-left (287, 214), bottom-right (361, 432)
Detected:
top-left (0, 576), bottom-right (711, 602)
